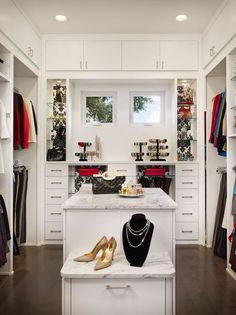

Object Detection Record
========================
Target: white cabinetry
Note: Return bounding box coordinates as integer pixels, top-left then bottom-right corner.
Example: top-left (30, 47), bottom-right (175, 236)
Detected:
top-left (45, 41), bottom-right (83, 70)
top-left (0, 0), bottom-right (41, 67)
top-left (122, 40), bottom-right (198, 71)
top-left (45, 163), bottom-right (68, 241)
top-left (83, 40), bottom-right (121, 70)
top-left (202, 0), bottom-right (236, 67)
top-left (175, 163), bottom-right (199, 241)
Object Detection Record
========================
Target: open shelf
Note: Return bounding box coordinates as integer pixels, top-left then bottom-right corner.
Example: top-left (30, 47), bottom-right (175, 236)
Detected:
top-left (0, 71), bottom-right (10, 82)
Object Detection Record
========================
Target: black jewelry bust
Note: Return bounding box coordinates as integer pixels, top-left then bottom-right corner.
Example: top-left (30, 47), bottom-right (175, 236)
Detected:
top-left (122, 213), bottom-right (154, 267)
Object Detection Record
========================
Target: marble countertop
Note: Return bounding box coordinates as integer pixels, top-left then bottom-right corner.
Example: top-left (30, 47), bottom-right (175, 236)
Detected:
top-left (62, 187), bottom-right (177, 210)
top-left (61, 252), bottom-right (175, 279)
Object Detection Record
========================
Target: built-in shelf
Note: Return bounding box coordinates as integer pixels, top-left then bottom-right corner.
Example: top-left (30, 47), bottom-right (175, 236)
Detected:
top-left (230, 106), bottom-right (236, 110)
top-left (231, 74), bottom-right (236, 81)
top-left (0, 71), bottom-right (10, 82)
top-left (228, 134), bottom-right (236, 138)
top-left (177, 104), bottom-right (197, 108)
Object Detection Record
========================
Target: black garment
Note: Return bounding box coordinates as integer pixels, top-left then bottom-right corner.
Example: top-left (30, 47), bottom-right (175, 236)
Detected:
top-left (212, 172), bottom-right (227, 259)
top-left (15, 93), bottom-right (25, 149)
top-left (0, 195), bottom-right (11, 266)
top-left (31, 101), bottom-right (38, 135)
top-left (229, 229), bottom-right (236, 272)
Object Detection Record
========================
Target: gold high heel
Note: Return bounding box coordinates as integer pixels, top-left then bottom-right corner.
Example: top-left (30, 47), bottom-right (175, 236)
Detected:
top-left (74, 236), bottom-right (108, 262)
top-left (94, 237), bottom-right (117, 271)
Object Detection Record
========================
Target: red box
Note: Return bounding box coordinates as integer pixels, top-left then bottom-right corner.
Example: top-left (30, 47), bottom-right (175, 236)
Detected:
top-left (78, 168), bottom-right (100, 176)
top-left (145, 168), bottom-right (166, 176)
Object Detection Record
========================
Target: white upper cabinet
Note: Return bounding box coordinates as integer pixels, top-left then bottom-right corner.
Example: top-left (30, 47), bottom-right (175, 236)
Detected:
top-left (83, 40), bottom-right (121, 70)
top-left (0, 0), bottom-right (41, 67)
top-left (122, 40), bottom-right (198, 71)
top-left (202, 0), bottom-right (236, 68)
top-left (160, 41), bottom-right (198, 71)
top-left (122, 40), bottom-right (159, 70)
top-left (45, 40), bottom-right (83, 70)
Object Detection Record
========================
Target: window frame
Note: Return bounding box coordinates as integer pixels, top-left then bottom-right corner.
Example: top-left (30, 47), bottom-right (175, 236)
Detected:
top-left (81, 91), bottom-right (117, 126)
top-left (129, 91), bottom-right (165, 125)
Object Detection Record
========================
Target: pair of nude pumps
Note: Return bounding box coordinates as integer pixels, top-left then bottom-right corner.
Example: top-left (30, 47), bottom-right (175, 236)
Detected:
top-left (74, 236), bottom-right (117, 271)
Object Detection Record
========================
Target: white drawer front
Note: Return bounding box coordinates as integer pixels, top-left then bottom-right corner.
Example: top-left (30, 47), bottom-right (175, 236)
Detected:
top-left (176, 205), bottom-right (198, 222)
top-left (108, 164), bottom-right (136, 176)
top-left (46, 164), bottom-right (68, 177)
top-left (176, 164), bottom-right (198, 177)
top-left (46, 205), bottom-right (63, 221)
top-left (176, 176), bottom-right (198, 189)
top-left (45, 222), bottom-right (63, 240)
top-left (71, 278), bottom-right (166, 315)
top-left (176, 189), bottom-right (198, 204)
top-left (45, 189), bottom-right (68, 204)
top-left (46, 176), bottom-right (68, 189)
top-left (176, 222), bottom-right (198, 240)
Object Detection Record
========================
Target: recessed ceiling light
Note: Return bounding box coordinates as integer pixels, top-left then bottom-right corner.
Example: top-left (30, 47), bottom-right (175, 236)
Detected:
top-left (176, 14), bottom-right (188, 22)
top-left (55, 15), bottom-right (67, 22)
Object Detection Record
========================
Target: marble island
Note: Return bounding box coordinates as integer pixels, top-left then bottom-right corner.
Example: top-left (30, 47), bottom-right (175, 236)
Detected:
top-left (62, 186), bottom-right (177, 210)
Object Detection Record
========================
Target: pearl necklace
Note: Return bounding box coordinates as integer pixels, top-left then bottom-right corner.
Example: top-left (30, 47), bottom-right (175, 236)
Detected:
top-left (125, 220), bottom-right (150, 248)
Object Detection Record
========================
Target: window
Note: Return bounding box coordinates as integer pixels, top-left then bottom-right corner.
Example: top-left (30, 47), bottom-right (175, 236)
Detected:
top-left (130, 92), bottom-right (164, 124)
top-left (82, 92), bottom-right (116, 124)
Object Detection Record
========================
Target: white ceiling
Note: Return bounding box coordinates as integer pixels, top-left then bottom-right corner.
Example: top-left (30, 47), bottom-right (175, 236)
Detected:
top-left (14, 0), bottom-right (224, 34)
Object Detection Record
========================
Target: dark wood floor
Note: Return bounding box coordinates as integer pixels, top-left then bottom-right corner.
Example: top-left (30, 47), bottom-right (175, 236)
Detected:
top-left (0, 245), bottom-right (236, 315)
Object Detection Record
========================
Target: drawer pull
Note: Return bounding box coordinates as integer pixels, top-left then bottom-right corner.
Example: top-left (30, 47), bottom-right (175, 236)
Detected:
top-left (51, 169), bottom-right (62, 172)
top-left (50, 212), bottom-right (62, 215)
top-left (182, 169), bottom-right (193, 172)
top-left (116, 169), bottom-right (127, 172)
top-left (106, 284), bottom-right (130, 290)
top-left (182, 196), bottom-right (193, 199)
top-left (51, 182), bottom-right (62, 184)
top-left (182, 230), bottom-right (193, 233)
top-left (50, 230), bottom-right (62, 233)
top-left (182, 182), bottom-right (193, 184)
top-left (182, 212), bottom-right (193, 215)
top-left (50, 196), bottom-right (62, 199)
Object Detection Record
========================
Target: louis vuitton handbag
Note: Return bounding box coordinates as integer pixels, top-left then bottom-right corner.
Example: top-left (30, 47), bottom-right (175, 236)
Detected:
top-left (92, 174), bottom-right (125, 194)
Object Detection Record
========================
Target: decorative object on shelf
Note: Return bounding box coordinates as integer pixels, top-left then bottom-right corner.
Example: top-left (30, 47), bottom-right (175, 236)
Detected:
top-left (75, 142), bottom-right (92, 161)
top-left (131, 142), bottom-right (147, 161)
top-left (137, 165), bottom-right (172, 194)
top-left (0, 58), bottom-right (4, 64)
top-left (119, 182), bottom-right (143, 197)
top-left (73, 165), bottom-right (107, 192)
top-left (47, 125), bottom-right (66, 161)
top-left (46, 147), bottom-right (66, 161)
top-left (147, 138), bottom-right (169, 161)
top-left (92, 173), bottom-right (125, 194)
top-left (177, 80), bottom-right (196, 161)
top-left (122, 213), bottom-right (154, 267)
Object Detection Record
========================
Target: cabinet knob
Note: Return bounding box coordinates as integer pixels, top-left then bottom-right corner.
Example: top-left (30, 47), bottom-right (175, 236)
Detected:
top-left (27, 46), bottom-right (31, 56)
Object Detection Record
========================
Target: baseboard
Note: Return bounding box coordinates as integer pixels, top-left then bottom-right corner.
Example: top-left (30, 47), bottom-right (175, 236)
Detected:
top-left (206, 244), bottom-right (212, 248)
top-left (226, 267), bottom-right (236, 281)
top-left (0, 271), bottom-right (14, 276)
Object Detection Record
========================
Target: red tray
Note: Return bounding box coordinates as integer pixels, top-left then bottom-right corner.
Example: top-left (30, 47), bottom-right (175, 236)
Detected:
top-left (77, 168), bottom-right (100, 176)
top-left (145, 168), bottom-right (166, 176)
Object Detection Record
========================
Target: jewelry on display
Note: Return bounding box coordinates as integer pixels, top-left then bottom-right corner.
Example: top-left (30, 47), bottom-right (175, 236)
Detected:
top-left (125, 219), bottom-right (151, 248)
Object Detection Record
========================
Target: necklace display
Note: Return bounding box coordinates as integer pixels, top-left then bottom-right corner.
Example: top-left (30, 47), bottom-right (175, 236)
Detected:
top-left (126, 219), bottom-right (150, 248)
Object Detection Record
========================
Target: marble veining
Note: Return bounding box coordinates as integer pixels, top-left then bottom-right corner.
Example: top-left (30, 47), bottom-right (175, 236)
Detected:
top-left (61, 252), bottom-right (175, 279)
top-left (62, 187), bottom-right (177, 210)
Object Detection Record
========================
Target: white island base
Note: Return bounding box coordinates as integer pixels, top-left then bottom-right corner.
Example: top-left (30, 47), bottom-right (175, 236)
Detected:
top-left (61, 188), bottom-right (177, 315)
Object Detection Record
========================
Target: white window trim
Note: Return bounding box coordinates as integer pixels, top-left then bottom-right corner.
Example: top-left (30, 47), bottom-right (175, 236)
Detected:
top-left (129, 91), bottom-right (165, 125)
top-left (81, 91), bottom-right (117, 126)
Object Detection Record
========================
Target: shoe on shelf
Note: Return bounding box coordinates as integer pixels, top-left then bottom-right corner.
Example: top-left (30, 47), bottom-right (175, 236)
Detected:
top-left (74, 236), bottom-right (108, 262)
top-left (94, 237), bottom-right (117, 271)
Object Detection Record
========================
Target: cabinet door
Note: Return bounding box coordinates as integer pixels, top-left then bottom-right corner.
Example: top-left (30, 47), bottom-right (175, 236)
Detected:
top-left (122, 40), bottom-right (159, 70)
top-left (45, 40), bottom-right (83, 70)
top-left (84, 40), bottom-right (121, 70)
top-left (160, 40), bottom-right (198, 70)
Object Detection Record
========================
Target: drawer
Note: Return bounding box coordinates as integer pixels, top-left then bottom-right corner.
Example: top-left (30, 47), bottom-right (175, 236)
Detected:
top-left (108, 164), bottom-right (136, 176)
top-left (46, 205), bottom-right (63, 221)
top-left (71, 278), bottom-right (166, 315)
top-left (176, 176), bottom-right (198, 189)
top-left (46, 176), bottom-right (68, 189)
top-left (45, 189), bottom-right (68, 204)
top-left (176, 204), bottom-right (198, 222)
top-left (45, 163), bottom-right (68, 177)
top-left (176, 164), bottom-right (198, 177)
top-left (176, 222), bottom-right (198, 240)
top-left (176, 189), bottom-right (198, 204)
top-left (45, 222), bottom-right (63, 240)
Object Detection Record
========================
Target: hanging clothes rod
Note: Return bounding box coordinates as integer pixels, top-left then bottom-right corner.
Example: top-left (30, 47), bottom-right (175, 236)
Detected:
top-left (216, 166), bottom-right (227, 173)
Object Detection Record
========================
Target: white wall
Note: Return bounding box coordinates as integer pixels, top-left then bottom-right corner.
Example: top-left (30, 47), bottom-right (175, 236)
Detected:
top-left (68, 80), bottom-right (175, 162)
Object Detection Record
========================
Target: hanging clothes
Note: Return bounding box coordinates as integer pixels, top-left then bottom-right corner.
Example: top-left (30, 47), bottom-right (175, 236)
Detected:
top-left (13, 92), bottom-right (37, 150)
top-left (229, 224), bottom-right (236, 272)
top-left (0, 99), bottom-right (10, 173)
top-left (0, 195), bottom-right (11, 267)
top-left (13, 166), bottom-right (28, 251)
top-left (209, 92), bottom-right (227, 156)
top-left (212, 172), bottom-right (227, 259)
